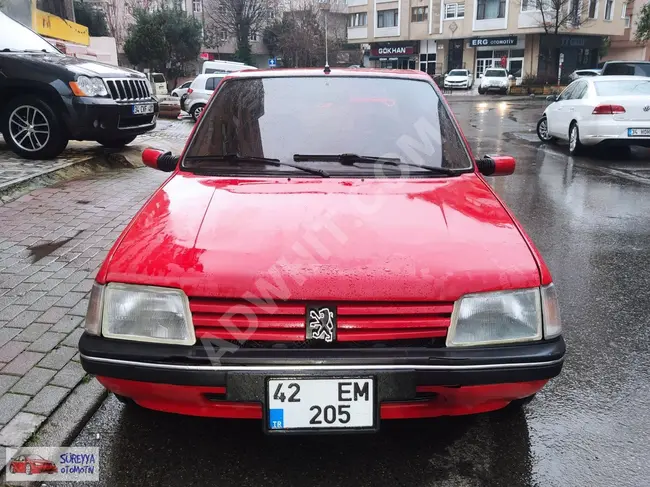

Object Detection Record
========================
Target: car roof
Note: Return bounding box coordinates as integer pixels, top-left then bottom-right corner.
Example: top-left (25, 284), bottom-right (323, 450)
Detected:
top-left (604, 60), bottom-right (650, 64)
top-left (588, 75), bottom-right (650, 81)
top-left (224, 67), bottom-right (433, 81)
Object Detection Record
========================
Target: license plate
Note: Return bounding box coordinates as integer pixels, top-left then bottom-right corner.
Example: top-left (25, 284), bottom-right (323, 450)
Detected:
top-left (266, 378), bottom-right (375, 432)
top-left (628, 128), bottom-right (650, 137)
top-left (132, 104), bottom-right (154, 115)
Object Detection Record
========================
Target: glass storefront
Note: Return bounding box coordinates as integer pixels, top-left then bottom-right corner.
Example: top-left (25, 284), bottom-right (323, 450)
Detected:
top-left (476, 48), bottom-right (525, 78)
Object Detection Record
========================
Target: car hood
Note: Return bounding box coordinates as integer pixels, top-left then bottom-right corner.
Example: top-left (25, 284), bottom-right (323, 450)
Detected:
top-left (446, 75), bottom-right (468, 81)
top-left (482, 76), bottom-right (507, 83)
top-left (1, 52), bottom-right (145, 78)
top-left (101, 174), bottom-right (541, 302)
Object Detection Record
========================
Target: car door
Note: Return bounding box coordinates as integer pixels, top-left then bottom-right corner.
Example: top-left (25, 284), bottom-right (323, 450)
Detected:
top-left (557, 80), bottom-right (588, 137)
top-left (14, 455), bottom-right (26, 473)
top-left (546, 83), bottom-right (577, 138)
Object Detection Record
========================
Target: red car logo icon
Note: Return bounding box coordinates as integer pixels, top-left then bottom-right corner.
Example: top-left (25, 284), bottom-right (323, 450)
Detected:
top-left (9, 454), bottom-right (58, 475)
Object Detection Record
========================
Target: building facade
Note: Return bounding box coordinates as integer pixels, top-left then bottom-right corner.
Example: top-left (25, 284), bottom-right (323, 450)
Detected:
top-left (603, 0), bottom-right (648, 61)
top-left (347, 0), bottom-right (627, 81)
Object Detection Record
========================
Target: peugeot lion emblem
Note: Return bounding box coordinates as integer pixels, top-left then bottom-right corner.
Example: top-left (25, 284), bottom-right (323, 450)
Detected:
top-left (644, 106), bottom-right (650, 112)
top-left (306, 305), bottom-right (337, 342)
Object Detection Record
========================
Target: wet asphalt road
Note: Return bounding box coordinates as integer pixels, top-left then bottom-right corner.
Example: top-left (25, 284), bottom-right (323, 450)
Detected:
top-left (62, 99), bottom-right (650, 487)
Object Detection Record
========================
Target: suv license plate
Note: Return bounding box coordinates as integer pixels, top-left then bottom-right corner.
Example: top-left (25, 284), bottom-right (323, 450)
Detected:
top-left (628, 128), bottom-right (650, 137)
top-left (266, 378), bottom-right (375, 433)
top-left (132, 104), bottom-right (154, 115)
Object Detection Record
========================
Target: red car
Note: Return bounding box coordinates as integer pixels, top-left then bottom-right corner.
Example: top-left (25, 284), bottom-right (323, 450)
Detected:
top-left (9, 454), bottom-right (57, 475)
top-left (79, 68), bottom-right (565, 433)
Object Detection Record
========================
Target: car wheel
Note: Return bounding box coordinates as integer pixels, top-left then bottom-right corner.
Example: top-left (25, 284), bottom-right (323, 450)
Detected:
top-left (569, 122), bottom-right (584, 156)
top-left (172, 92), bottom-right (179, 97)
top-left (536, 117), bottom-right (555, 142)
top-left (97, 136), bottom-right (137, 149)
top-left (478, 88), bottom-right (485, 95)
top-left (191, 104), bottom-right (205, 122)
top-left (26, 463), bottom-right (32, 475)
top-left (3, 95), bottom-right (69, 160)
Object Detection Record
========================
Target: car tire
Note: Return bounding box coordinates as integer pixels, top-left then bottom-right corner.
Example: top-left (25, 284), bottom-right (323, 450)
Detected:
top-left (536, 117), bottom-right (555, 143)
top-left (478, 88), bottom-right (485, 95)
top-left (26, 463), bottom-right (32, 475)
top-left (569, 122), bottom-right (584, 156)
top-left (2, 95), bottom-right (69, 160)
top-left (97, 136), bottom-right (137, 149)
top-left (191, 103), bottom-right (205, 122)
top-left (172, 92), bottom-right (179, 97)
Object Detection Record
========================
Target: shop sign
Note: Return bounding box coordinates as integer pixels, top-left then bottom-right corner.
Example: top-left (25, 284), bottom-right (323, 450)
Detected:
top-left (33, 9), bottom-right (89, 46)
top-left (370, 46), bottom-right (415, 57)
top-left (469, 36), bottom-right (518, 48)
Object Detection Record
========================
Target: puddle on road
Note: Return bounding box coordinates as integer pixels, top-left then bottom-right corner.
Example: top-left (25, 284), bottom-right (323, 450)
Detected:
top-left (27, 230), bottom-right (84, 263)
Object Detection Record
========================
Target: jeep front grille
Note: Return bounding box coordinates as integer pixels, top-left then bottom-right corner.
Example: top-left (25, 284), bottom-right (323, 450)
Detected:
top-left (105, 78), bottom-right (152, 101)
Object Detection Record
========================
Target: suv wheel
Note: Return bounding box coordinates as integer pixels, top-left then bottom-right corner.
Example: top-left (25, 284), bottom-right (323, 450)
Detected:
top-left (3, 95), bottom-right (68, 160)
top-left (98, 135), bottom-right (137, 149)
top-left (191, 104), bottom-right (205, 121)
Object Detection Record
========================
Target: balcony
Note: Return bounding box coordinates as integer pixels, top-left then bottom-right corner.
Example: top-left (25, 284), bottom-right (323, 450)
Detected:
top-left (348, 26), bottom-right (369, 39)
top-left (474, 0), bottom-right (508, 31)
top-left (346, 0), bottom-right (368, 5)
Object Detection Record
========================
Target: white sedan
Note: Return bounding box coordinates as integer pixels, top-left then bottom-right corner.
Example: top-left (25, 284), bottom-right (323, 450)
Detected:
top-left (537, 75), bottom-right (650, 155)
top-left (444, 69), bottom-right (473, 90)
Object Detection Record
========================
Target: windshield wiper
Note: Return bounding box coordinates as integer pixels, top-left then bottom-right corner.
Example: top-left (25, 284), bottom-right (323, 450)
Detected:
top-left (293, 153), bottom-right (458, 175)
top-left (184, 154), bottom-right (330, 177)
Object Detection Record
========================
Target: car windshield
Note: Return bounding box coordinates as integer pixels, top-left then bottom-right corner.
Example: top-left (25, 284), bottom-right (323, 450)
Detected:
top-left (183, 76), bottom-right (473, 176)
top-left (594, 79), bottom-right (650, 96)
top-left (0, 13), bottom-right (59, 53)
top-left (27, 455), bottom-right (45, 460)
top-left (448, 70), bottom-right (467, 76)
top-left (484, 69), bottom-right (506, 77)
top-left (604, 63), bottom-right (650, 76)
top-left (152, 74), bottom-right (165, 83)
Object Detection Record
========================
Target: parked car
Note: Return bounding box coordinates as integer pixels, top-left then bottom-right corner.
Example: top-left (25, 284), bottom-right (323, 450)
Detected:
top-left (0, 12), bottom-right (158, 159)
top-left (184, 73), bottom-right (226, 121)
top-left (9, 454), bottom-right (57, 475)
top-left (202, 60), bottom-right (257, 74)
top-left (478, 68), bottom-right (513, 94)
top-left (444, 69), bottom-right (473, 90)
top-left (600, 61), bottom-right (650, 77)
top-left (536, 75), bottom-right (650, 155)
top-left (79, 68), bottom-right (565, 433)
top-left (171, 80), bottom-right (193, 97)
top-left (147, 72), bottom-right (168, 96)
top-left (568, 69), bottom-right (601, 81)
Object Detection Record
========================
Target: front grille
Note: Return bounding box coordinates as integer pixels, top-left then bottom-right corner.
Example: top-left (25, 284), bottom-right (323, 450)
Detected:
top-left (190, 299), bottom-right (453, 347)
top-left (106, 78), bottom-right (152, 101)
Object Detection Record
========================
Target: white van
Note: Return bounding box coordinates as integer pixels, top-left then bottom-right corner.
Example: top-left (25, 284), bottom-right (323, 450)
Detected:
top-left (201, 60), bottom-right (257, 74)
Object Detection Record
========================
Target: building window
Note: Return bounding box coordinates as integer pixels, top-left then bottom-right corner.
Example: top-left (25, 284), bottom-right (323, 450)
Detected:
top-left (219, 30), bottom-right (228, 41)
top-left (348, 12), bottom-right (368, 27)
top-left (625, 15), bottom-right (631, 27)
top-left (193, 0), bottom-right (201, 13)
top-left (477, 0), bottom-right (506, 20)
top-left (377, 9), bottom-right (399, 28)
top-left (522, 0), bottom-right (552, 10)
top-left (570, 0), bottom-right (580, 25)
top-left (411, 6), bottom-right (428, 22)
top-left (621, 2), bottom-right (627, 17)
top-left (445, 3), bottom-right (464, 19)
top-left (420, 53), bottom-right (436, 75)
top-left (588, 0), bottom-right (598, 18)
top-left (604, 0), bottom-right (614, 20)
top-left (249, 31), bottom-right (257, 42)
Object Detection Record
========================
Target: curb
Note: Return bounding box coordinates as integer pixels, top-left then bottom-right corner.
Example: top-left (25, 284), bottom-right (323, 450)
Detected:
top-left (0, 378), bottom-right (108, 485)
top-left (0, 151), bottom-right (139, 205)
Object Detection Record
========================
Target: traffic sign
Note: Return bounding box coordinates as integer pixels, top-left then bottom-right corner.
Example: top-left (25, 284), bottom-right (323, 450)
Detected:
top-left (268, 58), bottom-right (277, 68)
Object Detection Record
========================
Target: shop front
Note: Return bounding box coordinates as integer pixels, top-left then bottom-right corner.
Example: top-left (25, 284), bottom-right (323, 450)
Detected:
top-left (368, 42), bottom-right (418, 69)
top-left (469, 35), bottom-right (526, 82)
top-left (538, 34), bottom-right (603, 83)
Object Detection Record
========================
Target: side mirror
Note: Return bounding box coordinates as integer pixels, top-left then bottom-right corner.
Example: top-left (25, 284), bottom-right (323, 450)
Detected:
top-left (479, 73), bottom-right (483, 78)
top-left (444, 73), bottom-right (448, 77)
top-left (546, 95), bottom-right (558, 102)
top-left (508, 74), bottom-right (514, 80)
top-left (476, 155), bottom-right (515, 176)
top-left (142, 148), bottom-right (179, 172)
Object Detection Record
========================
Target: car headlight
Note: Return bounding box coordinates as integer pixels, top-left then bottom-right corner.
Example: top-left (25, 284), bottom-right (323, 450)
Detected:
top-left (70, 75), bottom-right (108, 97)
top-left (446, 288), bottom-right (543, 347)
top-left (84, 282), bottom-right (195, 345)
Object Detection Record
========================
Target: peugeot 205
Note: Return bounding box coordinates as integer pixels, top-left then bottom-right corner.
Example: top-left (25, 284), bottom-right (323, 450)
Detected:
top-left (79, 68), bottom-right (565, 433)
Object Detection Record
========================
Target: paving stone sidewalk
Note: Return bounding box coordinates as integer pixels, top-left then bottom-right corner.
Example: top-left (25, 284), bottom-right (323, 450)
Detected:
top-left (0, 122), bottom-right (190, 449)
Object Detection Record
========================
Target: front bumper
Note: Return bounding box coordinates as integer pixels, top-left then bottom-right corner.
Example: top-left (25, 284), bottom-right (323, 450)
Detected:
top-left (61, 95), bottom-right (160, 141)
top-left (80, 334), bottom-right (565, 419)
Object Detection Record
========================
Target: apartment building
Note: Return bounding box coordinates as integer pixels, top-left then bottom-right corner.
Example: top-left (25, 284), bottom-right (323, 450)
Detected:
top-left (603, 1), bottom-right (648, 61)
top-left (347, 0), bottom-right (627, 81)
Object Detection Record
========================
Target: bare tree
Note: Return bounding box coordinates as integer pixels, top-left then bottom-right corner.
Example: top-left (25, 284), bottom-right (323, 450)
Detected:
top-left (203, 0), bottom-right (277, 64)
top-left (519, 0), bottom-right (594, 82)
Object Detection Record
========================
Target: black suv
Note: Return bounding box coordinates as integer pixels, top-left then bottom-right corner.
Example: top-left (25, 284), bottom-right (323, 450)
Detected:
top-left (0, 13), bottom-right (159, 160)
top-left (600, 61), bottom-right (650, 77)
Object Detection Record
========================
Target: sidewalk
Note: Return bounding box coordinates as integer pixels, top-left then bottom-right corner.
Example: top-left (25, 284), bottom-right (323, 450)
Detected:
top-left (0, 119), bottom-right (193, 202)
top-left (0, 120), bottom-right (190, 458)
